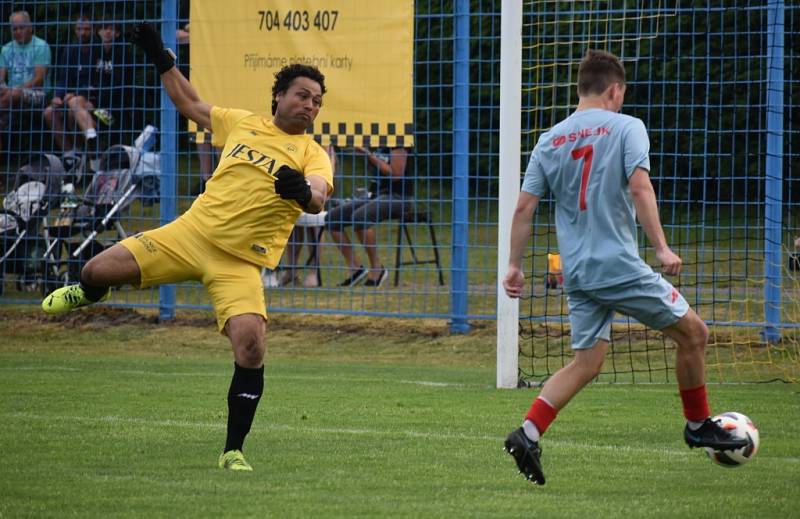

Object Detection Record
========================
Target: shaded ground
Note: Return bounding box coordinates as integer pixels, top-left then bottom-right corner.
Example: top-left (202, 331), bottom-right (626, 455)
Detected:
top-left (12, 305), bottom-right (492, 338)
top-left (0, 306), bottom-right (498, 368)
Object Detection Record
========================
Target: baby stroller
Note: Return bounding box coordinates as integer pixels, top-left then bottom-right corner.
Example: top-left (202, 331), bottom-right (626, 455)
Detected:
top-left (0, 154), bottom-right (64, 294)
top-left (42, 145), bottom-right (140, 293)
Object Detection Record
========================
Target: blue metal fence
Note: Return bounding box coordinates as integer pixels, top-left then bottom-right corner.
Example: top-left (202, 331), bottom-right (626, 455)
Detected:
top-left (0, 1), bottom-right (798, 341)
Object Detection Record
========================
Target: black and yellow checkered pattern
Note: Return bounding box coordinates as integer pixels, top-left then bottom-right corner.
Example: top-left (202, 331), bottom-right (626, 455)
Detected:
top-left (310, 121), bottom-right (415, 148)
top-left (189, 127), bottom-right (214, 145)
top-left (189, 120), bottom-right (415, 148)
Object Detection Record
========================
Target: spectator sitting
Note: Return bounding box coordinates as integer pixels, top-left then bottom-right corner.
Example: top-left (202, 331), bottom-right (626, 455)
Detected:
top-left (0, 10), bottom-right (52, 173)
top-left (43, 12), bottom-right (103, 175)
top-left (325, 146), bottom-right (413, 287)
top-left (93, 20), bottom-right (135, 138)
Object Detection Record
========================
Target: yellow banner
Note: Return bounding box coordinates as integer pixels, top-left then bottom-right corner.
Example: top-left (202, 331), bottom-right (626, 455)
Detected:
top-left (190, 0), bottom-right (414, 148)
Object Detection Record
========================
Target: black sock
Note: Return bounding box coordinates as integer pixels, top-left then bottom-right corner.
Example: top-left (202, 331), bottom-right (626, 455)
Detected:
top-left (224, 363), bottom-right (264, 453)
top-left (78, 272), bottom-right (109, 302)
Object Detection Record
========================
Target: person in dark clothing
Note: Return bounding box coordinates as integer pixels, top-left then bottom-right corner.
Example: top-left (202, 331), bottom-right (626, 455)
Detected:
top-left (93, 20), bottom-right (135, 134)
top-left (43, 13), bottom-right (103, 169)
top-left (326, 146), bottom-right (413, 287)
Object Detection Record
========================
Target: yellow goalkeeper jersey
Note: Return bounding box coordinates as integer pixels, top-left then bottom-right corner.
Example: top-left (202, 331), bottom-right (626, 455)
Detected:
top-left (182, 106), bottom-right (334, 268)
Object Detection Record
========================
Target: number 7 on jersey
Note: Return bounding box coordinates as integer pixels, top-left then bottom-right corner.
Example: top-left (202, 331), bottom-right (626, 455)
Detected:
top-left (571, 144), bottom-right (594, 211)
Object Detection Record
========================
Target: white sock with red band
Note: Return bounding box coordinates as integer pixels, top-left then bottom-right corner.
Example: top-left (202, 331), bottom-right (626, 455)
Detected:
top-left (522, 420), bottom-right (540, 442)
top-left (522, 396), bottom-right (558, 442)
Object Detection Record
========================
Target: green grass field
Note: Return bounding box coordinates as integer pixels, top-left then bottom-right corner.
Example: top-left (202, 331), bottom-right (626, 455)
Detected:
top-left (1, 308), bottom-right (798, 518)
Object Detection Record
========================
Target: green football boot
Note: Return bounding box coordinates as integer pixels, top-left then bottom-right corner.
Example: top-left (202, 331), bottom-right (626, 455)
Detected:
top-left (41, 284), bottom-right (108, 315)
top-left (218, 450), bottom-right (254, 472)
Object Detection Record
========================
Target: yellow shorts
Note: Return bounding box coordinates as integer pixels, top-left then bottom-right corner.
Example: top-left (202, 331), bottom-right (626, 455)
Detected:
top-left (119, 217), bottom-right (266, 332)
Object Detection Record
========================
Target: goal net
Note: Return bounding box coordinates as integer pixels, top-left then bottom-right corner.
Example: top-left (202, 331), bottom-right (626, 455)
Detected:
top-left (497, 1), bottom-right (799, 387)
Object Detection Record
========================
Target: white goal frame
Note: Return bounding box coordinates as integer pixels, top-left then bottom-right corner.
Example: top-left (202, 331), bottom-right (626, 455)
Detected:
top-left (496, 0), bottom-right (522, 388)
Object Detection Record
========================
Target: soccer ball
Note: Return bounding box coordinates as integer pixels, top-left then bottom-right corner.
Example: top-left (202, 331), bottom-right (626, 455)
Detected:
top-left (704, 412), bottom-right (759, 468)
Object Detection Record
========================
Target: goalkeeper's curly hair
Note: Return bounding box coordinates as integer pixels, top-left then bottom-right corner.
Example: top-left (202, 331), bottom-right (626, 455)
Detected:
top-left (271, 64), bottom-right (327, 115)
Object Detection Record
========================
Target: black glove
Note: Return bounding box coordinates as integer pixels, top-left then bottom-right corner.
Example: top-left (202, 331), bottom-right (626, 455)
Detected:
top-left (130, 22), bottom-right (176, 75)
top-left (274, 165), bottom-right (312, 209)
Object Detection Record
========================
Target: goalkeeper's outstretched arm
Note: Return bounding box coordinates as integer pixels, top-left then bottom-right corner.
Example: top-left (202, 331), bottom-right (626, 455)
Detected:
top-left (130, 22), bottom-right (212, 130)
top-left (159, 68), bottom-right (212, 130)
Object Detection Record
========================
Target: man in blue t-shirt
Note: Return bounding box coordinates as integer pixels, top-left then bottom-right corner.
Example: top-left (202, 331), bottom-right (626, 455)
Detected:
top-left (0, 10), bottom-right (51, 167)
top-left (501, 49), bottom-right (748, 486)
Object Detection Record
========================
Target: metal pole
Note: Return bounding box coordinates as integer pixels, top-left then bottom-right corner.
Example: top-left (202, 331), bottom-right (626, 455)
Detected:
top-left (762, 0), bottom-right (784, 342)
top-left (496, 0), bottom-right (522, 388)
top-left (159, 0), bottom-right (178, 322)
top-left (450, 0), bottom-right (471, 334)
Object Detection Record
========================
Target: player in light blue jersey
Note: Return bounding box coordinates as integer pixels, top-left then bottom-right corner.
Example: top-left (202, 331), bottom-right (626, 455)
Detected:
top-left (502, 50), bottom-right (747, 486)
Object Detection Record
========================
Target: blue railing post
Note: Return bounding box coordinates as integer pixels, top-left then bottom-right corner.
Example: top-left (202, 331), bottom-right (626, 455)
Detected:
top-left (158, 1), bottom-right (178, 322)
top-left (450, 0), bottom-right (471, 333)
top-left (762, 0), bottom-right (784, 343)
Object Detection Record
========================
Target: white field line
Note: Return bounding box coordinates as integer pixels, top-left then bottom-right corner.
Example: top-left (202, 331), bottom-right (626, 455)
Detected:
top-left (1, 366), bottom-right (725, 388)
top-left (3, 365), bottom-right (697, 389)
top-left (6, 412), bottom-right (798, 462)
top-left (0, 411), bottom-right (719, 460)
top-left (0, 365), bottom-right (476, 388)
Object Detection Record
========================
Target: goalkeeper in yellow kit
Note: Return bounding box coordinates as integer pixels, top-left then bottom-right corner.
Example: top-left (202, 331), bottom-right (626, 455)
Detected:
top-left (41, 23), bottom-right (333, 472)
